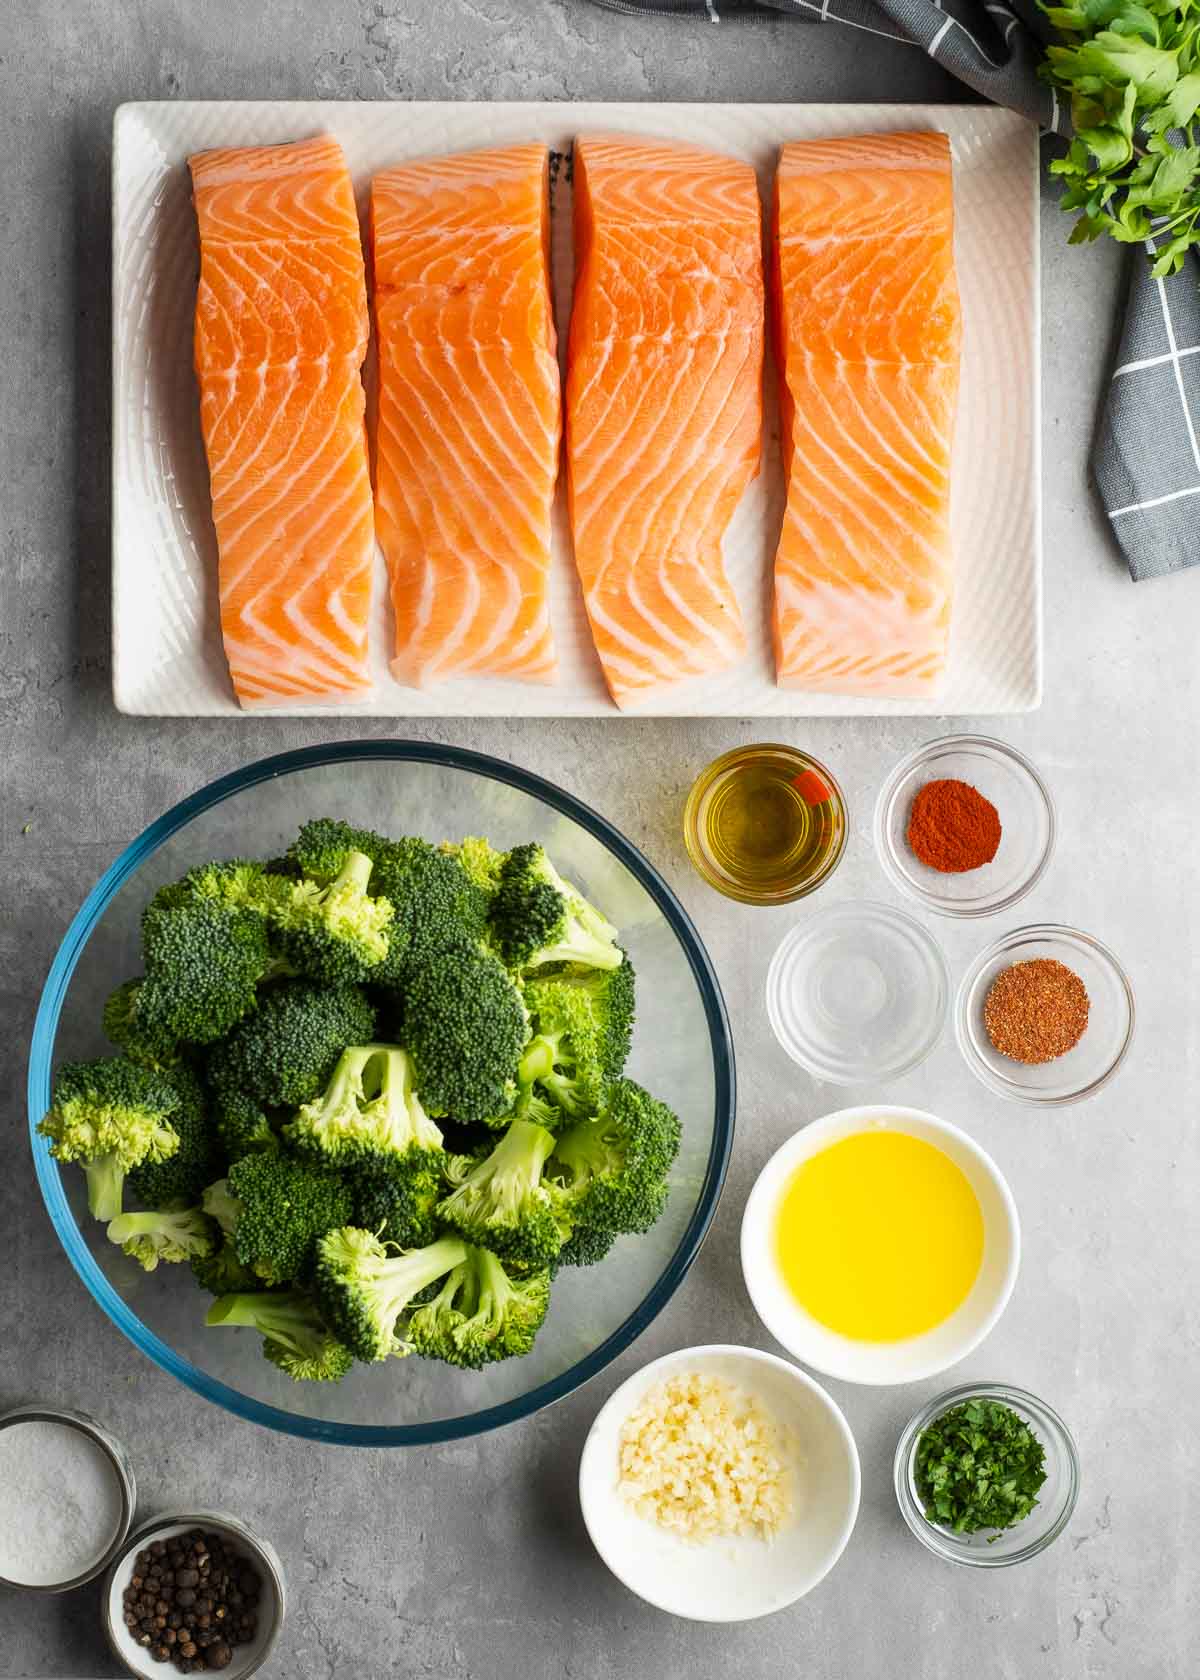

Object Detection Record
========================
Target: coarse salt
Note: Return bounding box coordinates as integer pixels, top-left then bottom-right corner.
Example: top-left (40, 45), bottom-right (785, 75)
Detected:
top-left (0, 1419), bottom-right (125, 1586)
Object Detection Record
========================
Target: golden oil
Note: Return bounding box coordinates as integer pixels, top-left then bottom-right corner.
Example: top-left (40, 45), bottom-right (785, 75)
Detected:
top-left (683, 744), bottom-right (846, 905)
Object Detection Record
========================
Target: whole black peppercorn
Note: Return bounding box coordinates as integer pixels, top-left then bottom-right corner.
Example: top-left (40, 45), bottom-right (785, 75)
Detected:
top-left (205, 1643), bottom-right (233, 1671)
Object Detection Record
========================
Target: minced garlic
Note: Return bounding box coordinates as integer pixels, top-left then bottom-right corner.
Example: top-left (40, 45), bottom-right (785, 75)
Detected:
top-left (617, 1370), bottom-right (793, 1543)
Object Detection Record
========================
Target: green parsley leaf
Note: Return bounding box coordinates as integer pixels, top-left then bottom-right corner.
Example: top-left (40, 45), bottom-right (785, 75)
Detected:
top-left (913, 1399), bottom-right (1049, 1536)
top-left (1040, 0), bottom-right (1200, 278)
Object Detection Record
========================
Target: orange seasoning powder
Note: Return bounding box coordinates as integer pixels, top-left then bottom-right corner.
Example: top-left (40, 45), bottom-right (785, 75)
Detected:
top-left (907, 779), bottom-right (1001, 873)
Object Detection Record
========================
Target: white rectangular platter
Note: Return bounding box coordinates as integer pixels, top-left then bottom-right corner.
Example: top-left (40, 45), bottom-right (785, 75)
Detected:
top-left (112, 100), bottom-right (1041, 717)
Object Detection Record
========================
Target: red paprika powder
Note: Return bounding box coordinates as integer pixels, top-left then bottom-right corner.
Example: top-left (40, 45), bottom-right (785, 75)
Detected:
top-left (906, 778), bottom-right (1001, 873)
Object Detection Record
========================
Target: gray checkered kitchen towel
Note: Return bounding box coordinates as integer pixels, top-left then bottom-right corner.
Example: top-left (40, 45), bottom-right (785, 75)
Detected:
top-left (588, 0), bottom-right (1200, 579)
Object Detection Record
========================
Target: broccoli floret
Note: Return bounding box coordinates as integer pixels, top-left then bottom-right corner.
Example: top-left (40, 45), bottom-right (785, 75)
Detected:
top-left (191, 1238), bottom-right (264, 1297)
top-left (406, 1245), bottom-right (550, 1368)
top-left (289, 822), bottom-right (490, 980)
top-left (436, 1119), bottom-right (565, 1268)
top-left (550, 1222), bottom-right (617, 1274)
top-left (106, 1205), bottom-right (218, 1272)
top-left (206, 980), bottom-right (376, 1109)
top-left (211, 1087), bottom-right (279, 1163)
top-left (37, 1057), bottom-right (182, 1222)
top-left (269, 850), bottom-right (395, 985)
top-left (148, 859), bottom-right (280, 917)
top-left (287, 819), bottom-right (373, 885)
top-left (519, 957), bottom-right (636, 1120)
top-left (442, 837), bottom-right (507, 896)
top-left (351, 1162), bottom-right (444, 1251)
top-left (206, 1291), bottom-right (353, 1383)
top-left (547, 1078), bottom-right (681, 1236)
top-left (490, 844), bottom-right (623, 973)
top-left (128, 1063), bottom-right (218, 1209)
top-left (402, 937), bottom-right (529, 1123)
top-left (222, 1153), bottom-right (355, 1286)
top-left (137, 901), bottom-right (273, 1046)
top-left (102, 978), bottom-right (187, 1071)
top-left (313, 1228), bottom-right (468, 1363)
top-left (283, 1045), bottom-right (444, 1174)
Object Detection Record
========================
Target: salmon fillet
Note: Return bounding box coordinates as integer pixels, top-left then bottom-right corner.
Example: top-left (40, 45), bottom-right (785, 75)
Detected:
top-left (566, 136), bottom-right (763, 709)
top-left (190, 135), bottom-right (375, 709)
top-left (371, 145), bottom-right (560, 687)
top-left (772, 132), bottom-right (962, 697)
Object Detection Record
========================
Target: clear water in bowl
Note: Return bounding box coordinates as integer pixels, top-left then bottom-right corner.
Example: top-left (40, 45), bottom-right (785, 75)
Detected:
top-left (34, 748), bottom-right (730, 1441)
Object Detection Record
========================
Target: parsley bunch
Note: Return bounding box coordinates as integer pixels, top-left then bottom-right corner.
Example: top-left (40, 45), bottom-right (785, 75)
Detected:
top-left (1039, 0), bottom-right (1200, 276)
top-left (914, 1399), bottom-right (1048, 1536)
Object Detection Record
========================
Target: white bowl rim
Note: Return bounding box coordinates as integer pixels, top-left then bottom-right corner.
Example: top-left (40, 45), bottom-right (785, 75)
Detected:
top-left (740, 1105), bottom-right (1022, 1387)
top-left (101, 1509), bottom-right (285, 1680)
top-left (578, 1341), bottom-right (862, 1623)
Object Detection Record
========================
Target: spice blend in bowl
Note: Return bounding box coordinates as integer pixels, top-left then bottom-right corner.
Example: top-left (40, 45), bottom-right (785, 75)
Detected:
top-left (983, 958), bottom-right (1090, 1064)
top-left (874, 736), bottom-right (1054, 919)
top-left (907, 779), bottom-right (1001, 874)
top-left (955, 925), bottom-right (1133, 1106)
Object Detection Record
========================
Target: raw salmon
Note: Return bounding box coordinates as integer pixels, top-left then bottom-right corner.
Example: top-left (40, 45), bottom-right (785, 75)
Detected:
top-left (371, 146), bottom-right (560, 686)
top-left (190, 134), bottom-right (375, 708)
top-left (773, 132), bottom-right (961, 697)
top-left (566, 136), bottom-right (763, 709)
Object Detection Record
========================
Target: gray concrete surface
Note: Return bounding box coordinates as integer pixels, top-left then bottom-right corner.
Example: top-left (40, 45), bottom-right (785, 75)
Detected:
top-left (2, 2), bottom-right (1196, 1675)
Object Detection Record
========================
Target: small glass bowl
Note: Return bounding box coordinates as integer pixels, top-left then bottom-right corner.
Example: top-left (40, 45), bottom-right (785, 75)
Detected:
top-left (956, 924), bottom-right (1135, 1105)
top-left (683, 743), bottom-right (847, 906)
top-left (894, 1381), bottom-right (1080, 1566)
top-left (874, 735), bottom-right (1055, 919)
top-left (766, 900), bottom-right (949, 1084)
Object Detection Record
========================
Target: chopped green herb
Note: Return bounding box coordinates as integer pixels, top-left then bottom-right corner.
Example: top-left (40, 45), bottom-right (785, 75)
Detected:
top-left (914, 1398), bottom-right (1048, 1536)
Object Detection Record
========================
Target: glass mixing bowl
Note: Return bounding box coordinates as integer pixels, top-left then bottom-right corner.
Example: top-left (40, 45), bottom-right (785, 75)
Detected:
top-left (27, 742), bottom-right (734, 1447)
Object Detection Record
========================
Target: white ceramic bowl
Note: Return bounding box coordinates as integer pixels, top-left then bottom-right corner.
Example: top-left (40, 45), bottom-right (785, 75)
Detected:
top-left (740, 1107), bottom-right (1020, 1386)
top-left (579, 1344), bottom-right (860, 1622)
top-left (102, 1512), bottom-right (284, 1680)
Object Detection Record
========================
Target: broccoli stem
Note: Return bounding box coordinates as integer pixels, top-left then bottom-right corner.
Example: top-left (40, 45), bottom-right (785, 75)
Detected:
top-left (376, 1236), bottom-right (470, 1327)
top-left (84, 1156), bottom-right (125, 1223)
top-left (518, 1036), bottom-right (558, 1087)
top-left (336, 851), bottom-right (375, 896)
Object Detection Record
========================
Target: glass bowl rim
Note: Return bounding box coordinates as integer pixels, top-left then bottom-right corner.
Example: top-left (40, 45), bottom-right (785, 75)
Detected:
top-left (873, 733), bottom-right (1057, 920)
top-left (765, 898), bottom-right (951, 1085)
top-left (682, 741), bottom-right (848, 907)
top-left (954, 922), bottom-right (1136, 1107)
top-left (27, 739), bottom-right (736, 1448)
top-left (892, 1379), bottom-right (1081, 1566)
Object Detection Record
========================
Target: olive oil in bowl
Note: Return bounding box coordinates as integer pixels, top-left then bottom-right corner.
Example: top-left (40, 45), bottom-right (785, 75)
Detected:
top-left (684, 745), bottom-right (847, 905)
